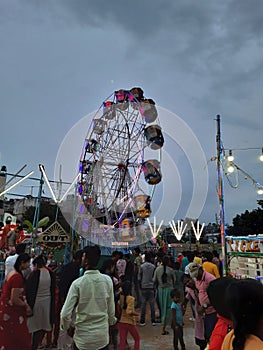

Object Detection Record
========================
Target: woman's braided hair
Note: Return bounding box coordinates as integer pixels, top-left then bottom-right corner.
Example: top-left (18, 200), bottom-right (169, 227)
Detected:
top-left (161, 255), bottom-right (169, 284)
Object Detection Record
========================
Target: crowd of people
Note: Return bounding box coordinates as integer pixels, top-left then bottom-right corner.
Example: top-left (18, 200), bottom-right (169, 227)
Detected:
top-left (0, 218), bottom-right (27, 254)
top-left (0, 241), bottom-right (262, 350)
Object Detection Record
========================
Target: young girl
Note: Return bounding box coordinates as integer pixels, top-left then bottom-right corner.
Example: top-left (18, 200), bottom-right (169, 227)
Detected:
top-left (170, 289), bottom-right (186, 350)
top-left (182, 274), bottom-right (206, 350)
top-left (118, 281), bottom-right (140, 350)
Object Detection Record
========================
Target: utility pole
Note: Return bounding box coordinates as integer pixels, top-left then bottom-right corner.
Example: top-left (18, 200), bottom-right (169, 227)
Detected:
top-left (216, 115), bottom-right (227, 275)
top-left (32, 166), bottom-right (44, 249)
top-left (0, 166), bottom-right (7, 220)
top-left (63, 183), bottom-right (78, 264)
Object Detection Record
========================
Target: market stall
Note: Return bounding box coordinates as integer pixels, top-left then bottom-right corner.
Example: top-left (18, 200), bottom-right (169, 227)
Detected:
top-left (226, 235), bottom-right (263, 281)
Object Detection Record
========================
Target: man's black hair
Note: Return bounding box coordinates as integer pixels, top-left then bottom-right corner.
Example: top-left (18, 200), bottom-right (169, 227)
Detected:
top-left (83, 245), bottom-right (101, 267)
top-left (170, 288), bottom-right (181, 299)
top-left (16, 243), bottom-right (27, 255)
top-left (73, 249), bottom-right (83, 262)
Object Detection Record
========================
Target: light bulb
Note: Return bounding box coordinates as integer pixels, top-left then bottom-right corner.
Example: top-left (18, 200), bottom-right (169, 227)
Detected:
top-left (227, 150), bottom-right (234, 162)
top-left (227, 165), bottom-right (235, 173)
top-left (260, 148), bottom-right (263, 162)
top-left (257, 187), bottom-right (263, 195)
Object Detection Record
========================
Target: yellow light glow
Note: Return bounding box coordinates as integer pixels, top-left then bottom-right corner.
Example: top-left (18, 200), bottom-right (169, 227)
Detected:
top-left (228, 165), bottom-right (235, 173)
top-left (227, 150), bottom-right (234, 162)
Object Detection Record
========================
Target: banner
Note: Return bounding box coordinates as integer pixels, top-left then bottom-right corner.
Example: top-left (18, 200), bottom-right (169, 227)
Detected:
top-left (226, 236), bottom-right (263, 253)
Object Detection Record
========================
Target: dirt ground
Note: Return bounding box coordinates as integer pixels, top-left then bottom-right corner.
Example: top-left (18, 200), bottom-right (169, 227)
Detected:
top-left (48, 304), bottom-right (197, 350)
top-left (131, 306), bottom-right (196, 350)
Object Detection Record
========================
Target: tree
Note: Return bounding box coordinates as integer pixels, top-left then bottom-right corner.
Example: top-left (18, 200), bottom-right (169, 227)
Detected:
top-left (22, 201), bottom-right (80, 252)
top-left (24, 216), bottom-right (50, 234)
top-left (22, 201), bottom-right (70, 233)
top-left (226, 200), bottom-right (263, 236)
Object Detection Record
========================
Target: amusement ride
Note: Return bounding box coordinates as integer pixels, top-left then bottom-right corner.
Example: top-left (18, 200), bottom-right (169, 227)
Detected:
top-left (77, 87), bottom-right (164, 247)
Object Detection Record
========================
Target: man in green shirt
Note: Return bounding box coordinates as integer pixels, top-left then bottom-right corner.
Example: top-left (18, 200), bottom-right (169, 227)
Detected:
top-left (60, 245), bottom-right (117, 350)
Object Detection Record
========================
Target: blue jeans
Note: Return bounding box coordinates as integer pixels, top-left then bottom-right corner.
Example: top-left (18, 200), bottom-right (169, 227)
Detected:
top-left (133, 275), bottom-right (141, 307)
top-left (140, 288), bottom-right (156, 323)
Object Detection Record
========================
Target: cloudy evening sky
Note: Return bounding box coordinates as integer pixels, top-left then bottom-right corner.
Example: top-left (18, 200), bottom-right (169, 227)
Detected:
top-left (1, 1), bottom-right (263, 227)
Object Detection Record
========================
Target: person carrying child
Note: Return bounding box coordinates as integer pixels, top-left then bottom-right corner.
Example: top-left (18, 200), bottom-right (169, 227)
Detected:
top-left (118, 280), bottom-right (140, 350)
top-left (170, 289), bottom-right (186, 350)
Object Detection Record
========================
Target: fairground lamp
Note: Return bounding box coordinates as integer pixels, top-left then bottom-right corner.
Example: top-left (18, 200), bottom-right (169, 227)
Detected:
top-left (227, 150), bottom-right (234, 162)
top-left (227, 162), bottom-right (235, 173)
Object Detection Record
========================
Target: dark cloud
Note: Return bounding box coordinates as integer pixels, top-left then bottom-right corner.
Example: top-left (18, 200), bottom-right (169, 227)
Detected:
top-left (0, 0), bottom-right (262, 223)
top-left (49, 1), bottom-right (263, 56)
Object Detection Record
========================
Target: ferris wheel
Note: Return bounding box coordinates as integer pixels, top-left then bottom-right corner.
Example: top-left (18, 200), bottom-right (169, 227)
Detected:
top-left (78, 87), bottom-right (164, 243)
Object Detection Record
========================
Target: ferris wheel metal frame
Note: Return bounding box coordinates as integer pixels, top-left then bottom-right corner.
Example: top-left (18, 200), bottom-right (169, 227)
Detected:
top-left (78, 87), bottom-right (164, 240)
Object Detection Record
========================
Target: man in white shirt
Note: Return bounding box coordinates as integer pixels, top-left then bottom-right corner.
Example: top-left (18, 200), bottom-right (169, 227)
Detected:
top-left (60, 245), bottom-right (117, 350)
top-left (5, 243), bottom-right (27, 276)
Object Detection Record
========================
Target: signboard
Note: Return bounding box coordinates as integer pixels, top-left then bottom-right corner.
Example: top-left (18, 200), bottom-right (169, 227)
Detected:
top-left (37, 221), bottom-right (70, 248)
top-left (226, 235), bottom-right (263, 253)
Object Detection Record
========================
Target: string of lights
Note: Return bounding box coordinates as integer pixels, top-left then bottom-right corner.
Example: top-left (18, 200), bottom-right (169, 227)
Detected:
top-left (223, 147), bottom-right (263, 162)
top-left (214, 115), bottom-right (262, 276)
top-left (221, 145), bottom-right (263, 195)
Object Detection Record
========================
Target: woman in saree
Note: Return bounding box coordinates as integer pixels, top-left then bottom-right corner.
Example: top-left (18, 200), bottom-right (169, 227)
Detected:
top-left (0, 252), bottom-right (32, 349)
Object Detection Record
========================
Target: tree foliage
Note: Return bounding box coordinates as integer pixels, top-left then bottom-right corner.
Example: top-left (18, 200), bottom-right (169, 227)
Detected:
top-left (23, 217), bottom-right (49, 233)
top-left (226, 200), bottom-right (263, 236)
top-left (22, 201), bottom-right (80, 251)
top-left (22, 201), bottom-right (70, 233)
